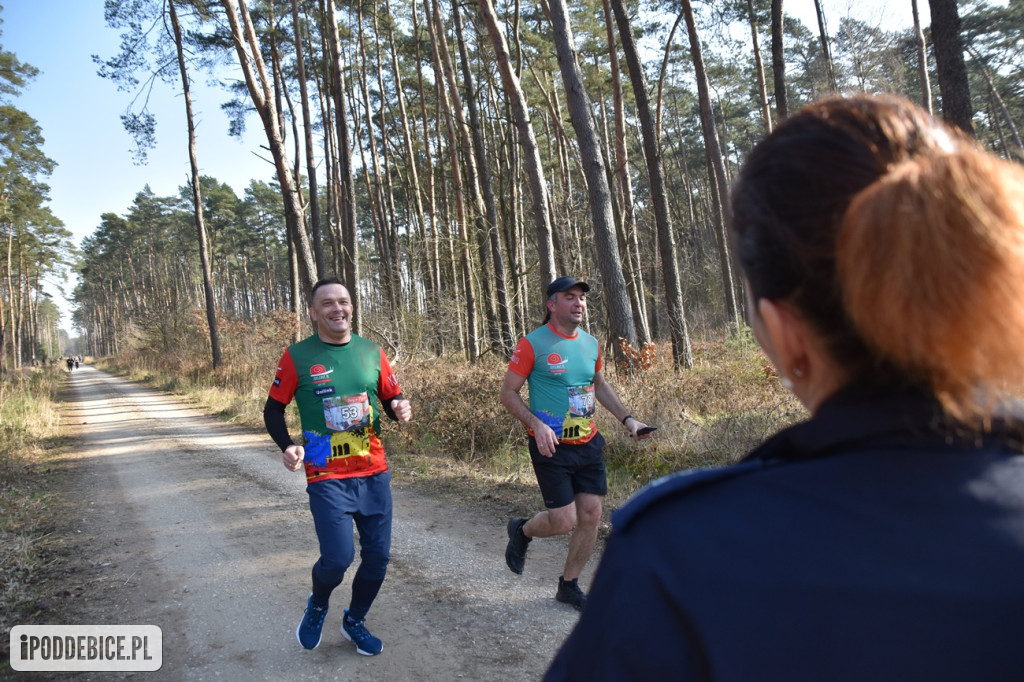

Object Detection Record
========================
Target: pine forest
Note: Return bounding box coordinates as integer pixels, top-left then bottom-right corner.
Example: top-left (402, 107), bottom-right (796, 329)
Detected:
top-left (2, 0), bottom-right (1022, 375)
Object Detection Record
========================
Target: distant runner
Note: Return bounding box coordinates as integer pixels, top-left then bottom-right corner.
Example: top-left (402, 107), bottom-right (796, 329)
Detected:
top-left (263, 276), bottom-right (411, 656)
top-left (499, 276), bottom-right (652, 610)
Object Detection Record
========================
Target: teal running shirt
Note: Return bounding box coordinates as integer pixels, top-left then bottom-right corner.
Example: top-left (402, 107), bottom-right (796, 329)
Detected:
top-left (508, 323), bottom-right (603, 444)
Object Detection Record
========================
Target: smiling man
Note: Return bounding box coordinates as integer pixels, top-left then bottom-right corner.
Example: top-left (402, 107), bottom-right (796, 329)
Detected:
top-left (499, 276), bottom-right (651, 610)
top-left (264, 276), bottom-right (411, 656)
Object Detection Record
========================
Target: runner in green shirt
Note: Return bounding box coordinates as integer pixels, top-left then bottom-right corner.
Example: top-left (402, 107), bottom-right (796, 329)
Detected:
top-left (264, 277), bottom-right (411, 656)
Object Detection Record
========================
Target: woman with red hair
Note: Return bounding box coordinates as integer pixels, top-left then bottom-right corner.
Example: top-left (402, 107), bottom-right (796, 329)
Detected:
top-left (546, 95), bottom-right (1024, 681)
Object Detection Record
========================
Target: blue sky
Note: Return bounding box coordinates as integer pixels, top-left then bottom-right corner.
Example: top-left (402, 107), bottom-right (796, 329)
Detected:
top-left (3, 0), bottom-right (925, 332)
top-left (3, 1), bottom-right (273, 329)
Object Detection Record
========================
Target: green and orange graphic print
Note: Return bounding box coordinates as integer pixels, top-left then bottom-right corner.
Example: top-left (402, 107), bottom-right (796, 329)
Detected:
top-left (270, 334), bottom-right (402, 483)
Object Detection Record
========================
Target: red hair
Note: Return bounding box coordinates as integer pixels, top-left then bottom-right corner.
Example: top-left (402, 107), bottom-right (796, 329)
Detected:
top-left (732, 94), bottom-right (1024, 422)
top-left (839, 151), bottom-right (1024, 420)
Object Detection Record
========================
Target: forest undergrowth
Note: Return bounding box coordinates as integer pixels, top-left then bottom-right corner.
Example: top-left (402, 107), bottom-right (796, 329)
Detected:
top-left (0, 318), bottom-right (806, 664)
top-left (96, 312), bottom-right (807, 513)
top-left (0, 367), bottom-right (66, 666)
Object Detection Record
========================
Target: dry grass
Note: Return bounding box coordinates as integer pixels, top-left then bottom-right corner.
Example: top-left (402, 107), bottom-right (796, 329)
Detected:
top-left (96, 314), bottom-right (806, 515)
top-left (0, 320), bottom-right (806, 670)
top-left (0, 367), bottom-right (66, 666)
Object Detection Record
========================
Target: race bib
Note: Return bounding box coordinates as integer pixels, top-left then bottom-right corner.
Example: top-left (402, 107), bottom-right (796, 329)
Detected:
top-left (324, 393), bottom-right (372, 432)
top-left (567, 384), bottom-right (595, 417)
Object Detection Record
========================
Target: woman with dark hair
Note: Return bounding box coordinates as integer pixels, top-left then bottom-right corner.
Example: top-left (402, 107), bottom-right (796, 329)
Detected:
top-left (545, 95), bottom-right (1024, 681)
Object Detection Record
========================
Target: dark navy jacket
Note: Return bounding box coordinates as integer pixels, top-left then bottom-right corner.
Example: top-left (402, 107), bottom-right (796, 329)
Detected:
top-left (546, 383), bottom-right (1024, 681)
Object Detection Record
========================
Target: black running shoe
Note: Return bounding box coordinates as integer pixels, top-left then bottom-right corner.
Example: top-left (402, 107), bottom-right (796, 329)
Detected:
top-left (505, 518), bottom-right (531, 574)
top-left (556, 577), bottom-right (587, 611)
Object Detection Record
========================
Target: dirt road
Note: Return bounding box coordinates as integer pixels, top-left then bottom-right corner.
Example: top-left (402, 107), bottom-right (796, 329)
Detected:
top-left (50, 365), bottom-right (591, 681)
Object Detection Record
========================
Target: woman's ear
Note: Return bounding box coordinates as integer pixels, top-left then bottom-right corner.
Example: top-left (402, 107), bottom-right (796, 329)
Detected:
top-left (758, 298), bottom-right (847, 412)
top-left (757, 298), bottom-right (808, 383)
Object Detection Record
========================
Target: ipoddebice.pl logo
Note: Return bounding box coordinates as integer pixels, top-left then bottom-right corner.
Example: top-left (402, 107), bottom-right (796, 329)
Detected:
top-left (10, 625), bottom-right (162, 672)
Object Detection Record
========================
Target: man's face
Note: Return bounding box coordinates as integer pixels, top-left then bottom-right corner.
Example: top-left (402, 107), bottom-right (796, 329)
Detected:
top-left (548, 286), bottom-right (587, 327)
top-left (309, 283), bottom-right (353, 341)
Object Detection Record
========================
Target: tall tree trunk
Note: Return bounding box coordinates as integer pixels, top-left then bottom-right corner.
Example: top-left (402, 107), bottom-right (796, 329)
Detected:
top-left (169, 0), bottom-right (221, 369)
top-left (968, 47), bottom-right (1023, 154)
top-left (547, 0), bottom-right (636, 360)
top-left (424, 0), bottom-right (479, 361)
top-left (323, 0), bottom-right (361, 332)
top-left (369, 5), bottom-right (404, 316)
top-left (449, 2), bottom-right (504, 355)
top-left (1, 226), bottom-right (10, 373)
top-left (771, 0), bottom-right (787, 120)
top-left (746, 0), bottom-right (773, 133)
top-left (291, 0), bottom-right (325, 276)
top-left (453, 2), bottom-right (514, 356)
top-left (601, 0), bottom-right (650, 345)
top-left (385, 0), bottom-right (431, 324)
top-left (656, 11), bottom-right (685, 142)
top-left (682, 0), bottom-right (739, 332)
top-left (911, 0), bottom-right (933, 114)
top-left (929, 0), bottom-right (974, 135)
top-left (478, 0), bottom-right (556, 290)
top-left (412, 1), bottom-right (446, 355)
top-left (354, 23), bottom-right (398, 313)
top-left (812, 0), bottom-right (837, 92)
top-left (220, 0), bottom-right (317, 295)
top-left (610, 0), bottom-right (692, 369)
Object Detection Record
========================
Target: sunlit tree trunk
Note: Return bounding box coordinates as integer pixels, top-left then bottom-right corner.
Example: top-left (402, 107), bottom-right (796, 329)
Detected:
top-left (220, 0), bottom-right (316, 294)
top-left (290, 0), bottom-right (325, 276)
top-left (812, 0), bottom-right (837, 92)
top-left (452, 2), bottom-right (514, 356)
top-left (169, 0), bottom-right (221, 368)
top-left (323, 0), bottom-right (361, 332)
top-left (384, 0), bottom-right (430, 324)
top-left (911, 0), bottom-right (933, 114)
top-left (412, 2), bottom-right (446, 355)
top-left (479, 0), bottom-right (556, 292)
top-left (746, 0), bottom-right (773, 133)
top-left (424, 0), bottom-right (479, 361)
top-left (682, 0), bottom-right (739, 333)
top-left (548, 0), bottom-right (636, 361)
top-left (610, 0), bottom-right (692, 369)
top-left (601, 0), bottom-right (649, 345)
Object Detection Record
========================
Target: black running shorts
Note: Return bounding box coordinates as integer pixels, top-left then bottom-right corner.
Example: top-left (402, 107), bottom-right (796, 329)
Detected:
top-left (529, 432), bottom-right (607, 509)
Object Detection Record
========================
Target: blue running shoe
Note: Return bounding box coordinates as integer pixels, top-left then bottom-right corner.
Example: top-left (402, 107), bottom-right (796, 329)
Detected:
top-left (342, 610), bottom-right (383, 656)
top-left (296, 594), bottom-right (328, 649)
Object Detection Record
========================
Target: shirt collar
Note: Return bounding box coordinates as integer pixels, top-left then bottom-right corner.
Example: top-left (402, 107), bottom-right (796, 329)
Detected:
top-left (744, 380), bottom-right (1024, 465)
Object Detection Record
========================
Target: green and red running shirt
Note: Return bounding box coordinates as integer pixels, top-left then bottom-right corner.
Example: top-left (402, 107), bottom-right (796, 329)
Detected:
top-left (508, 323), bottom-right (603, 445)
top-left (269, 333), bottom-right (402, 484)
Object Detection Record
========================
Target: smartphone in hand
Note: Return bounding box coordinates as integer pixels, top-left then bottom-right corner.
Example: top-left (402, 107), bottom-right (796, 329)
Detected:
top-left (635, 426), bottom-right (658, 436)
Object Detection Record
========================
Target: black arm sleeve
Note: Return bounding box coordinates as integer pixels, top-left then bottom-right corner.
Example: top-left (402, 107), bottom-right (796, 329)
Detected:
top-left (381, 392), bottom-right (405, 421)
top-left (263, 396), bottom-right (294, 452)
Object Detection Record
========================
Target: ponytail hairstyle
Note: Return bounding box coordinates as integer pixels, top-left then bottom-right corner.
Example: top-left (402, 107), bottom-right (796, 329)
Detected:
top-left (732, 94), bottom-right (1024, 422)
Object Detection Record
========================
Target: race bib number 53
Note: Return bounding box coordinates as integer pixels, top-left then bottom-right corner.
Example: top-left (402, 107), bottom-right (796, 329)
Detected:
top-left (324, 393), bottom-right (371, 432)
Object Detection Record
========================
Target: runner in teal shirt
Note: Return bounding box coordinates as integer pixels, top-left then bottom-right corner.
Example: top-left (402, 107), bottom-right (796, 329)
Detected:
top-left (500, 276), bottom-right (653, 610)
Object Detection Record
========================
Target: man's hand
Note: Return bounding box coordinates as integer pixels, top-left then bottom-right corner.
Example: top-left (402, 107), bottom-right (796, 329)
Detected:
top-left (391, 398), bottom-right (412, 423)
top-left (624, 416), bottom-right (654, 441)
top-left (533, 421), bottom-right (559, 457)
top-left (283, 444), bottom-right (305, 471)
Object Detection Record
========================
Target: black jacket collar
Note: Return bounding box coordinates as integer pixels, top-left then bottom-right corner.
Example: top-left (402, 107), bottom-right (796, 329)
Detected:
top-left (744, 381), bottom-right (1024, 465)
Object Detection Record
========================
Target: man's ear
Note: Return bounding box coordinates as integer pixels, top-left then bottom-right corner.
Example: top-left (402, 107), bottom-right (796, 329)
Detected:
top-left (757, 298), bottom-right (808, 379)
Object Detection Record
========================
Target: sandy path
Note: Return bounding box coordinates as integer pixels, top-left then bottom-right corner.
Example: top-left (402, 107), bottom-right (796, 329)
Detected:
top-left (51, 365), bottom-right (591, 681)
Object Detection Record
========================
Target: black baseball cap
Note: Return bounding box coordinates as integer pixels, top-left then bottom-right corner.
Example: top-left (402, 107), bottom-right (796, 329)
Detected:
top-left (546, 276), bottom-right (590, 297)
